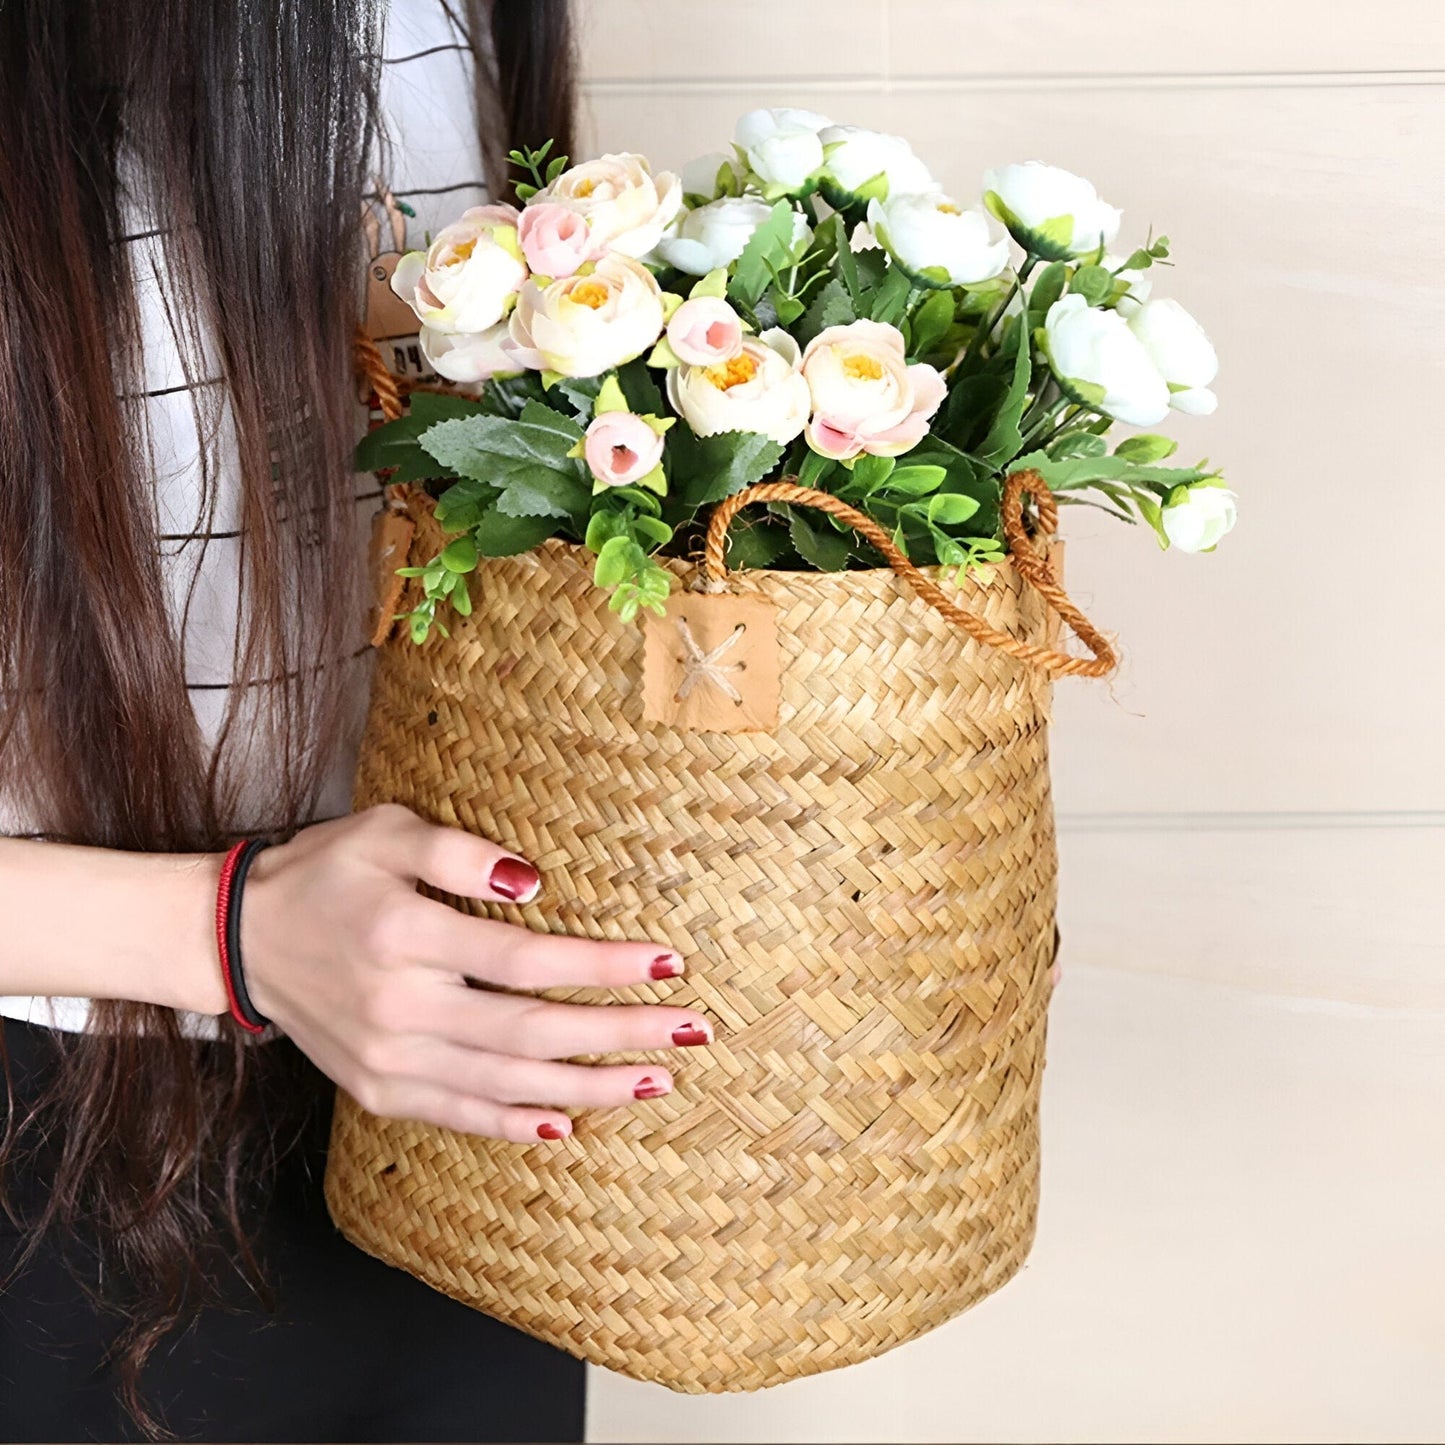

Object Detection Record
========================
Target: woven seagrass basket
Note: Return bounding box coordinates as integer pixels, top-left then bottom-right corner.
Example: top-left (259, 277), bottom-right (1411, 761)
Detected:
top-left (325, 346), bottom-right (1116, 1392)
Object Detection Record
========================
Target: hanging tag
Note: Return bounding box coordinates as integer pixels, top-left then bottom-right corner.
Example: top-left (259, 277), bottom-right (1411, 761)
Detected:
top-left (642, 591), bottom-right (780, 733)
top-left (368, 509), bottom-right (415, 648)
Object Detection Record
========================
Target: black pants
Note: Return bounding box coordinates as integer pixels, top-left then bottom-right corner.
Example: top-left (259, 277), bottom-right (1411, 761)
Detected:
top-left (0, 1017), bottom-right (585, 1444)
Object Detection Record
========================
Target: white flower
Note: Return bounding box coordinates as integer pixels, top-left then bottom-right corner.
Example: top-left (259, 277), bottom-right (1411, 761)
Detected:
top-left (680, 150), bottom-right (746, 201)
top-left (507, 254), bottom-right (665, 378)
top-left (419, 321), bottom-right (516, 384)
top-left (866, 194), bottom-right (1009, 287)
top-left (390, 204), bottom-right (527, 335)
top-left (532, 152), bottom-right (683, 259)
top-left (655, 195), bottom-right (812, 276)
top-left (1128, 298), bottom-right (1219, 416)
top-left (1161, 484), bottom-right (1237, 552)
top-left (734, 108), bottom-right (831, 192)
top-left (983, 162), bottom-right (1122, 259)
top-left (667, 328), bottom-right (810, 445)
top-left (799, 318), bottom-right (946, 459)
top-left (819, 125), bottom-right (934, 203)
top-left (1043, 294), bottom-right (1169, 426)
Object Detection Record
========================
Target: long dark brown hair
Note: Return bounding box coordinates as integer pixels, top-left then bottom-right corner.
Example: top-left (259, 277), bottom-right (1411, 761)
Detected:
top-left (0, 1), bottom-right (574, 1436)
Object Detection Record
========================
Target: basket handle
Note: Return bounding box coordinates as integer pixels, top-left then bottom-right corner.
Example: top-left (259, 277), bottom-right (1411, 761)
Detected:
top-left (703, 472), bottom-right (1118, 679)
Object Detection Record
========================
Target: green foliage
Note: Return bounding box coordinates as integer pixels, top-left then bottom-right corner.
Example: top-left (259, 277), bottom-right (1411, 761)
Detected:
top-left (727, 200), bottom-right (800, 311)
top-left (664, 427), bottom-right (784, 519)
top-left (419, 401), bottom-right (589, 525)
top-left (906, 288), bottom-right (956, 359)
top-left (354, 391), bottom-right (485, 481)
top-left (975, 316), bottom-right (1035, 468)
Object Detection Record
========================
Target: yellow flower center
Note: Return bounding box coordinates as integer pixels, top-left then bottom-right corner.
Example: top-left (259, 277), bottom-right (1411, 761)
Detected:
top-left (569, 278), bottom-right (611, 309)
top-left (574, 178), bottom-right (596, 198)
top-left (937, 202), bottom-right (962, 215)
top-left (843, 353), bottom-right (884, 382)
top-left (451, 236), bottom-right (478, 261)
top-left (702, 353), bottom-right (760, 390)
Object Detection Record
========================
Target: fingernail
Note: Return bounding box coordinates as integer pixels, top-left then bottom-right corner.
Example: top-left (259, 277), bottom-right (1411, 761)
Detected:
top-left (649, 952), bottom-right (683, 980)
top-left (633, 1075), bottom-right (670, 1100)
top-left (671, 1023), bottom-right (711, 1047)
top-left (536, 1121), bottom-right (567, 1140)
top-left (490, 856), bottom-right (540, 902)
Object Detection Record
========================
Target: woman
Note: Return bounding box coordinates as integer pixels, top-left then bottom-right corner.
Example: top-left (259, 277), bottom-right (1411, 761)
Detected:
top-left (0, 3), bottom-right (707, 1440)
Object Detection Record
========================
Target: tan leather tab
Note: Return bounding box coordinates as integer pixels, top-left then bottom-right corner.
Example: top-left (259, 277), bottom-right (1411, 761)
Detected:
top-left (369, 509), bottom-right (415, 648)
top-left (642, 591), bottom-right (780, 733)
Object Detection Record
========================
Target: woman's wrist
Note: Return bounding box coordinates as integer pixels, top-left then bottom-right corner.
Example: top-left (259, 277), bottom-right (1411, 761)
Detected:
top-left (0, 838), bottom-right (231, 1016)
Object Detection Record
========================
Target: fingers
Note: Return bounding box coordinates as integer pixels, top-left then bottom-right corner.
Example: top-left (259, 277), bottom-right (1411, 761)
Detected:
top-left (378, 1038), bottom-right (674, 1111)
top-left (409, 901), bottom-right (684, 990)
top-left (360, 804), bottom-right (541, 904)
top-left (419, 979), bottom-right (713, 1061)
top-left (357, 1077), bottom-right (576, 1145)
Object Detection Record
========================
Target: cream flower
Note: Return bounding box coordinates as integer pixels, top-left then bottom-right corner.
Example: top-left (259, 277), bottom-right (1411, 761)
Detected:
top-left (666, 328), bottom-right (810, 445)
top-left (1128, 298), bottom-right (1220, 415)
top-left (799, 319), bottom-right (946, 460)
top-left (819, 125), bottom-right (935, 204)
top-left (1161, 483), bottom-right (1238, 552)
top-left (866, 194), bottom-right (1009, 287)
top-left (734, 108), bottom-right (832, 192)
top-left (983, 162), bottom-right (1122, 259)
top-left (507, 254), bottom-right (666, 378)
top-left (1043, 294), bottom-right (1170, 427)
top-left (419, 321), bottom-right (516, 384)
top-left (666, 296), bottom-right (744, 367)
top-left (656, 195), bottom-right (812, 276)
top-left (390, 204), bottom-right (527, 335)
top-left (584, 410), bottom-right (667, 489)
top-left (532, 152), bottom-right (683, 259)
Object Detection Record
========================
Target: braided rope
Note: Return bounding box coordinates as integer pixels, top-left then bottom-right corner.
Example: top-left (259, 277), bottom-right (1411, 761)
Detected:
top-left (704, 473), bottom-right (1117, 678)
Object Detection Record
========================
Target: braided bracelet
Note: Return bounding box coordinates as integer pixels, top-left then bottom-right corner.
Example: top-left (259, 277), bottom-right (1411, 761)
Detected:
top-left (215, 838), bottom-right (273, 1035)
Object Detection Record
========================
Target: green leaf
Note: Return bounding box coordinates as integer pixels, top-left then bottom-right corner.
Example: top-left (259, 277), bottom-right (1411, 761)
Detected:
top-left (420, 402), bottom-right (588, 523)
top-left (354, 391), bottom-right (486, 475)
top-left (433, 478), bottom-right (495, 532)
top-left (1115, 433), bottom-right (1179, 464)
top-left (796, 276), bottom-right (856, 348)
top-left (593, 534), bottom-right (635, 587)
top-left (868, 267), bottom-right (912, 326)
top-left (1070, 264), bottom-right (1113, 306)
top-left (852, 453), bottom-right (895, 493)
top-left (797, 449), bottom-right (835, 490)
top-left (549, 373), bottom-right (604, 420)
top-left (721, 517), bottom-right (792, 571)
top-left (727, 200), bottom-right (798, 310)
top-left (1027, 261), bottom-right (1068, 325)
top-left (664, 427), bottom-right (784, 516)
top-left (616, 357), bottom-right (666, 417)
top-left (472, 507), bottom-right (554, 557)
top-left (976, 317), bottom-right (1034, 468)
top-left (925, 492), bottom-right (981, 526)
top-left (451, 576), bottom-right (474, 616)
top-left (440, 535), bottom-right (478, 573)
top-left (787, 508), bottom-right (851, 570)
top-left (907, 288), bottom-right (956, 358)
top-left (881, 463), bottom-right (947, 498)
top-left (584, 509), bottom-right (628, 553)
top-left (1048, 430), bottom-right (1109, 460)
top-left (632, 513), bottom-right (674, 548)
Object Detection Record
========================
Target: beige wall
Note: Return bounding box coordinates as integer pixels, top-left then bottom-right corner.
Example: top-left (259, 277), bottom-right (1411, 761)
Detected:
top-left (575, 5), bottom-right (1445, 1440)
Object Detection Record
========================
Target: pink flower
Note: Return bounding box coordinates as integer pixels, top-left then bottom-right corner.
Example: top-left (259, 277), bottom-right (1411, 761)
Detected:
top-left (800, 319), bottom-right (946, 460)
top-left (583, 410), bottom-right (666, 488)
top-left (518, 203), bottom-right (593, 279)
top-left (666, 296), bottom-right (744, 367)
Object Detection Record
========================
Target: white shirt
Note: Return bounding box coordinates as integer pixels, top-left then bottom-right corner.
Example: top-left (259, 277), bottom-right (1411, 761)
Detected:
top-left (0, 0), bottom-right (489, 1037)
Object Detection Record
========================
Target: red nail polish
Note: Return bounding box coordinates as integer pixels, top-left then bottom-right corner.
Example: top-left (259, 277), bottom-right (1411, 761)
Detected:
top-left (671, 1024), bottom-right (710, 1047)
top-left (490, 856), bottom-right (539, 902)
top-left (536, 1122), bottom-right (566, 1140)
top-left (633, 1076), bottom-right (669, 1099)
top-left (649, 953), bottom-right (682, 980)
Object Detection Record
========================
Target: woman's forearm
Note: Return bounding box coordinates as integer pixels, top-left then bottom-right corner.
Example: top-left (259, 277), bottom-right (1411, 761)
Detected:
top-left (0, 839), bottom-right (228, 1015)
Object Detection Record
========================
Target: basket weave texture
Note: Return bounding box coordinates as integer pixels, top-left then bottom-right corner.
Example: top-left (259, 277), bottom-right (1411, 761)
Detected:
top-left (325, 490), bottom-right (1061, 1392)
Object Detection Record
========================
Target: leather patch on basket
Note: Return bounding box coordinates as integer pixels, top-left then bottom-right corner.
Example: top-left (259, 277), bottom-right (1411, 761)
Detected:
top-left (368, 510), bottom-right (415, 648)
top-left (642, 592), bottom-right (780, 732)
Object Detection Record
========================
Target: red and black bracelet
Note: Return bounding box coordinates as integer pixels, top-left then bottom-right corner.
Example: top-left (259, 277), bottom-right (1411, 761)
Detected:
top-left (215, 838), bottom-right (273, 1035)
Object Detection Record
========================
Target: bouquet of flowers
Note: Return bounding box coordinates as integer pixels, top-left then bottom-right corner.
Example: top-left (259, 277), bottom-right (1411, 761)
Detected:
top-left (332, 108), bottom-right (1238, 1394)
top-left (359, 107), bottom-right (1235, 646)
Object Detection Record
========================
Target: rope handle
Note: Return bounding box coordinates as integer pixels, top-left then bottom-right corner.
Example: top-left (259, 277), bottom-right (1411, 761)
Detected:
top-left (355, 328), bottom-right (1117, 677)
top-left (703, 474), bottom-right (1117, 678)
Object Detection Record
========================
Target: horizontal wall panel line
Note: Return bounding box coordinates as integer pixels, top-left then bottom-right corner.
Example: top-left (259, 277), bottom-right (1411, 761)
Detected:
top-left (1058, 810), bottom-right (1445, 833)
top-left (583, 69), bottom-right (1445, 95)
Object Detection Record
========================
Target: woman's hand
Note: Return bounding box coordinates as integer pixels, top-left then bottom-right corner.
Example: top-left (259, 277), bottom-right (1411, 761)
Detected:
top-left (241, 803), bottom-right (705, 1144)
